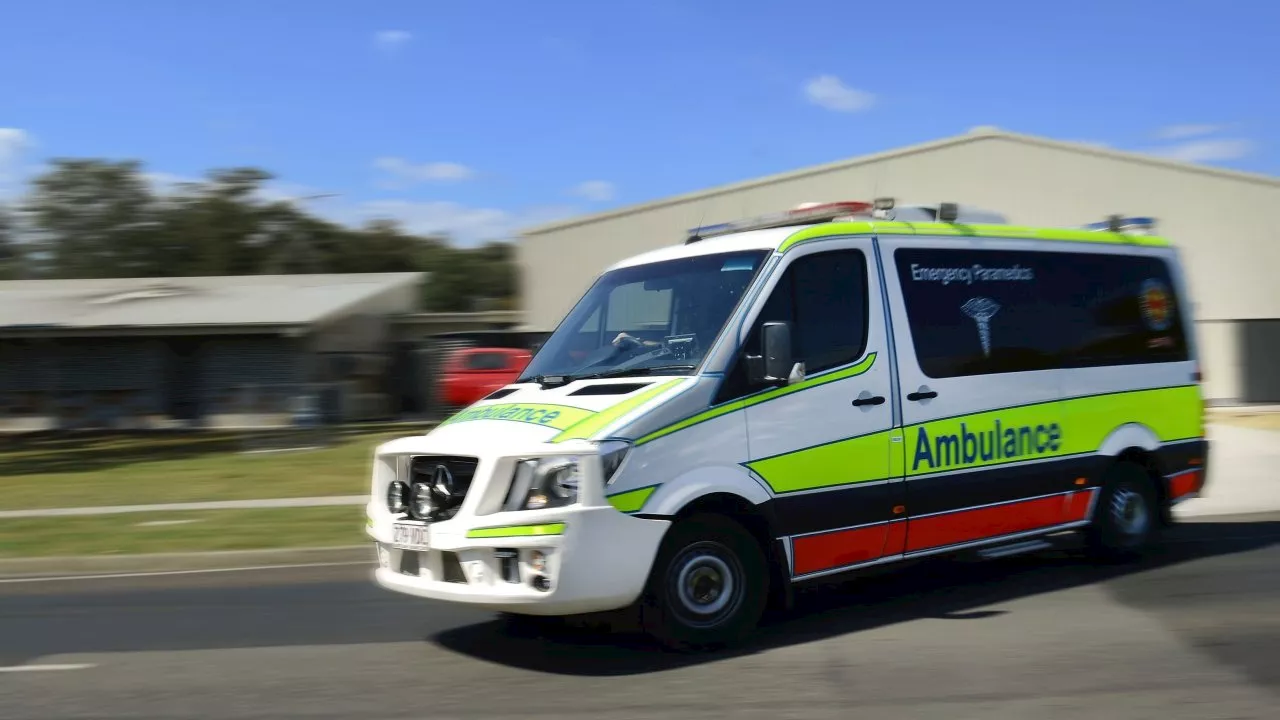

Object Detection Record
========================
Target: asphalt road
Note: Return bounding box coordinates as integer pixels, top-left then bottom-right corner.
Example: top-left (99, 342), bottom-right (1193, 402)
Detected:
top-left (2, 514), bottom-right (1279, 720)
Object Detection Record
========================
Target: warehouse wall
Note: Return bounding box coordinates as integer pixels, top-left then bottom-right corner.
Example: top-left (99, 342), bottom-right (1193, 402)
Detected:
top-left (0, 338), bottom-right (167, 431)
top-left (518, 131), bottom-right (1280, 404)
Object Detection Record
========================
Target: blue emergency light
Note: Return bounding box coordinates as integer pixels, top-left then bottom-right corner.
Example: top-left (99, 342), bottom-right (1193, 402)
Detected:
top-left (1082, 216), bottom-right (1157, 233)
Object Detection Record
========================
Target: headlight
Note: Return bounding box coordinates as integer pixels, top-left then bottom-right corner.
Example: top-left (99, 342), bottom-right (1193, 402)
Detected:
top-left (410, 481), bottom-right (434, 519)
top-left (504, 457), bottom-right (581, 511)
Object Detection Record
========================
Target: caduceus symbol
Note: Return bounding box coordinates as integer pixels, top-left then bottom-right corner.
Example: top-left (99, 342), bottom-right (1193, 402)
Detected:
top-left (962, 297), bottom-right (1001, 357)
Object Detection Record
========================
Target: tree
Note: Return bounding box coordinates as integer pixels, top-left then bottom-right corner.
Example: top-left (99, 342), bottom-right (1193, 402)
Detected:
top-left (0, 203), bottom-right (24, 279)
top-left (24, 159), bottom-right (160, 278)
top-left (10, 156), bottom-right (520, 312)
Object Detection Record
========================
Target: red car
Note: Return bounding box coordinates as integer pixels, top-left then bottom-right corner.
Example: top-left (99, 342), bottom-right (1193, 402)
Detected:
top-left (440, 347), bottom-right (532, 407)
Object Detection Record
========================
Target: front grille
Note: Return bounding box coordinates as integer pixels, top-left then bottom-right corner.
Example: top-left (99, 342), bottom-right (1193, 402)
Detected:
top-left (406, 455), bottom-right (478, 522)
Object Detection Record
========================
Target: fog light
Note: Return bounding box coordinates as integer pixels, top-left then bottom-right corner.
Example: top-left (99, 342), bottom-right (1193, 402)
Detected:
top-left (531, 575), bottom-right (551, 592)
top-left (386, 481), bottom-right (409, 514)
top-left (529, 550), bottom-right (547, 572)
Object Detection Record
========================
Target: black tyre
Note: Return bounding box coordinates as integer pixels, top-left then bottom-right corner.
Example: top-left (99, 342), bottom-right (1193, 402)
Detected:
top-left (1084, 461), bottom-right (1160, 562)
top-left (640, 514), bottom-right (769, 652)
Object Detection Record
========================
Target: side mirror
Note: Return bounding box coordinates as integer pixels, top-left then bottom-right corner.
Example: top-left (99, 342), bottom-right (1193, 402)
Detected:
top-left (746, 321), bottom-right (803, 386)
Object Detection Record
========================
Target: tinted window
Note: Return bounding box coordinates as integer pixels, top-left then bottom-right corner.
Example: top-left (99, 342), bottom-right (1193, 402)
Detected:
top-left (720, 249), bottom-right (868, 401)
top-left (894, 248), bottom-right (1188, 378)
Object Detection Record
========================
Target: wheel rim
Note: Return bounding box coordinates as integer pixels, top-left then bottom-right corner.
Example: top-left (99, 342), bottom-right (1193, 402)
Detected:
top-left (665, 541), bottom-right (745, 629)
top-left (1110, 484), bottom-right (1150, 539)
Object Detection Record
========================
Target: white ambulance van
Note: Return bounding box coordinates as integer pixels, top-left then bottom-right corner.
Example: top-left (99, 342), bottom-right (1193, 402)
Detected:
top-left (366, 200), bottom-right (1208, 650)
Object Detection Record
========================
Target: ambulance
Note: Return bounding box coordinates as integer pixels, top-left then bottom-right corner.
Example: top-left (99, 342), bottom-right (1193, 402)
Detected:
top-left (366, 199), bottom-right (1209, 650)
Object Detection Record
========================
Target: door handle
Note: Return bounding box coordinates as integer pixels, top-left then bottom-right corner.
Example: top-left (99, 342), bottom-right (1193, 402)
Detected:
top-left (907, 390), bottom-right (938, 402)
top-left (852, 395), bottom-right (886, 407)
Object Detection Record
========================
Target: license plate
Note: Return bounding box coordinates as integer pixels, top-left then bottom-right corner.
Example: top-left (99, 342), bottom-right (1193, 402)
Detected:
top-left (391, 522), bottom-right (431, 551)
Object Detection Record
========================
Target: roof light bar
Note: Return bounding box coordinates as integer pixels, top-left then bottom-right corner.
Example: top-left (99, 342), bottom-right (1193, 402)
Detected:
top-left (1081, 216), bottom-right (1157, 235)
top-left (686, 201), bottom-right (873, 243)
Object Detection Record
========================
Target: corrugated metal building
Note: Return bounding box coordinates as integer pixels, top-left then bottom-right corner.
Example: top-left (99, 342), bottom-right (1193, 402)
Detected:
top-left (0, 272), bottom-right (424, 430)
top-left (518, 127), bottom-right (1280, 405)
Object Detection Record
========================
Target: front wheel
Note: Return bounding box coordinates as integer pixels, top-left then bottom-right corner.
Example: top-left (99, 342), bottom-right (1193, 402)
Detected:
top-left (1084, 461), bottom-right (1160, 562)
top-left (640, 514), bottom-right (768, 652)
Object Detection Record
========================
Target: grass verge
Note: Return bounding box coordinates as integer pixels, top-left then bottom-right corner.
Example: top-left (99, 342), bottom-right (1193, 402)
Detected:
top-left (0, 427), bottom-right (425, 511)
top-left (0, 506), bottom-right (368, 558)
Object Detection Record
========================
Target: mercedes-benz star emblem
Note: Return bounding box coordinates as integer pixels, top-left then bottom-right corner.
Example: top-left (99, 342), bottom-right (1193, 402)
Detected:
top-left (432, 464), bottom-right (456, 497)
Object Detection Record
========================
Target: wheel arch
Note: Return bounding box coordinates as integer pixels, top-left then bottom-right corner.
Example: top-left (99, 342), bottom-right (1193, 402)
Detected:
top-left (637, 470), bottom-right (791, 611)
top-left (1093, 422), bottom-right (1172, 521)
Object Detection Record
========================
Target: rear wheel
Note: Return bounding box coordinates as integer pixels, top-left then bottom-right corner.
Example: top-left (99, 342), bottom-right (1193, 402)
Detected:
top-left (1085, 461), bottom-right (1160, 561)
top-left (640, 514), bottom-right (768, 652)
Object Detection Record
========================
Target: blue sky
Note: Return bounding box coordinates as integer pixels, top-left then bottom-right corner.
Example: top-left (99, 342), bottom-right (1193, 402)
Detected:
top-left (2, 0), bottom-right (1276, 245)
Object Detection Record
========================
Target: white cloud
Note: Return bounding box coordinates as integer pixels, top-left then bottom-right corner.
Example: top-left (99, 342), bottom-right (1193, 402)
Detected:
top-left (0, 128), bottom-right (34, 195)
top-left (1154, 124), bottom-right (1225, 141)
top-left (374, 30), bottom-right (413, 52)
top-left (1149, 138), bottom-right (1255, 163)
top-left (352, 200), bottom-right (579, 245)
top-left (144, 172), bottom-right (201, 194)
top-left (570, 180), bottom-right (615, 202)
top-left (144, 167), bottom-right (583, 246)
top-left (146, 172), bottom-right (336, 207)
top-left (373, 157), bottom-right (476, 187)
top-left (803, 75), bottom-right (875, 113)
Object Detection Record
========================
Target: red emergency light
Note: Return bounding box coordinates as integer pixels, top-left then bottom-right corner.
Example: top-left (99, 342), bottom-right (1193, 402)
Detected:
top-left (686, 201), bottom-right (876, 243)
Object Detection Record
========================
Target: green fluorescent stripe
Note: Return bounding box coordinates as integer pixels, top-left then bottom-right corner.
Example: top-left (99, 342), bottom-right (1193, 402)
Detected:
top-left (635, 353), bottom-right (877, 446)
top-left (743, 384), bottom-right (1202, 491)
top-left (607, 485), bottom-right (659, 513)
top-left (438, 402), bottom-right (593, 431)
top-left (778, 221), bottom-right (1171, 253)
top-left (466, 523), bottom-right (566, 539)
top-left (747, 431), bottom-right (892, 493)
top-left (901, 385), bottom-right (1201, 476)
top-left (551, 379), bottom-right (686, 443)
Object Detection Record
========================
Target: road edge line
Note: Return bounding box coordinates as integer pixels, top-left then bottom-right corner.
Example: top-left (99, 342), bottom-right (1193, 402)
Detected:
top-left (0, 545), bottom-right (372, 580)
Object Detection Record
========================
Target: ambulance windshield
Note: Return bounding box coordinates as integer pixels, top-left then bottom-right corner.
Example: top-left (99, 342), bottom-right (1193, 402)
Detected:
top-left (519, 250), bottom-right (770, 384)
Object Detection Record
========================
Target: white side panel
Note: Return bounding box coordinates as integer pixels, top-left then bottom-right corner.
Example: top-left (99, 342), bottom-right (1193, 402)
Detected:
top-left (742, 237), bottom-right (895, 474)
top-left (606, 398), bottom-right (757, 514)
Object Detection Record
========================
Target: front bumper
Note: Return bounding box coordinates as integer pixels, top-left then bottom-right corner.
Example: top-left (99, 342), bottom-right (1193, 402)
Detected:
top-left (368, 502), bottom-right (670, 616)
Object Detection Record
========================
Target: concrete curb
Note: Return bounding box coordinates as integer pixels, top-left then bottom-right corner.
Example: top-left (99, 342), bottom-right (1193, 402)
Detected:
top-left (0, 545), bottom-right (372, 579)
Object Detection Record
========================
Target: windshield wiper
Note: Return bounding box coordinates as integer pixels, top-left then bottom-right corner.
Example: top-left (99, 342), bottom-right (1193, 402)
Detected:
top-left (574, 364), bottom-right (698, 381)
top-left (520, 364), bottom-right (697, 388)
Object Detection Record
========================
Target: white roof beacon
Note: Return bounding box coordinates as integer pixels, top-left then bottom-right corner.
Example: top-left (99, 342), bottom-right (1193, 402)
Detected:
top-left (684, 199), bottom-right (1010, 245)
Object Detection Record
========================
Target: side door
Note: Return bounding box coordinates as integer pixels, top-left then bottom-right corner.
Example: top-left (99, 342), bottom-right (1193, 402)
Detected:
top-left (718, 238), bottom-right (902, 580)
top-left (879, 237), bottom-right (1073, 556)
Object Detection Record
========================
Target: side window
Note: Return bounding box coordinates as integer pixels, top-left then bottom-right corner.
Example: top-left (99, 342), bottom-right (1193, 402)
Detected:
top-left (788, 250), bottom-right (870, 373)
top-left (719, 249), bottom-right (868, 401)
top-left (894, 248), bottom-right (1189, 379)
top-left (894, 249), bottom-right (1060, 377)
top-left (1058, 253), bottom-right (1189, 367)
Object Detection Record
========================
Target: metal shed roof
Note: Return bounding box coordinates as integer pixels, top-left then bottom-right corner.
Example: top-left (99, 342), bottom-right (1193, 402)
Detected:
top-left (0, 272), bottom-right (425, 335)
